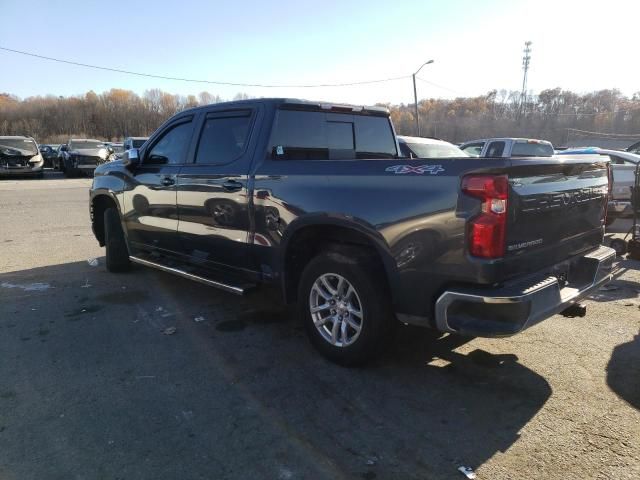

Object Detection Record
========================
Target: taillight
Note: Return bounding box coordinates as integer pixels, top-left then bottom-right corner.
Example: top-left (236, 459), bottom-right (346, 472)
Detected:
top-left (462, 174), bottom-right (508, 258)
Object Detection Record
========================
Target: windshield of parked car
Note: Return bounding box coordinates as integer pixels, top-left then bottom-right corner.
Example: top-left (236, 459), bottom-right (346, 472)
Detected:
top-left (69, 140), bottom-right (104, 150)
top-left (511, 142), bottom-right (554, 157)
top-left (132, 139), bottom-right (147, 148)
top-left (404, 142), bottom-right (469, 158)
top-left (0, 138), bottom-right (38, 154)
top-left (111, 145), bottom-right (125, 153)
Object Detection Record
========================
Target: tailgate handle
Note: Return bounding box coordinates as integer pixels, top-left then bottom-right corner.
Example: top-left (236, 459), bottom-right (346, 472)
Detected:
top-left (222, 180), bottom-right (243, 192)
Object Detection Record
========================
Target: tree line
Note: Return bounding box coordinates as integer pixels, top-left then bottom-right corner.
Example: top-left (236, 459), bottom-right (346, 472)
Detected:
top-left (1, 87), bottom-right (639, 146)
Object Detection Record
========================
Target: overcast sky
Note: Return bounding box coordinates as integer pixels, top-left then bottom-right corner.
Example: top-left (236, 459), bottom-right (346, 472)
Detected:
top-left (1, 0), bottom-right (638, 104)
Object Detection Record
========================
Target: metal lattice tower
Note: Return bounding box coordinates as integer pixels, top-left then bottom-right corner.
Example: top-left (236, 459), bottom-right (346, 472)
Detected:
top-left (519, 41), bottom-right (532, 117)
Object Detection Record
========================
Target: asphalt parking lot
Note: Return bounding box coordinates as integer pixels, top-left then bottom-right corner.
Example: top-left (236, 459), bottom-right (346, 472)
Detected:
top-left (1, 171), bottom-right (639, 480)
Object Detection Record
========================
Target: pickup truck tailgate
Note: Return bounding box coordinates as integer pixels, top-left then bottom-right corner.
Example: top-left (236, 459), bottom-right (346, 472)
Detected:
top-left (504, 158), bottom-right (608, 273)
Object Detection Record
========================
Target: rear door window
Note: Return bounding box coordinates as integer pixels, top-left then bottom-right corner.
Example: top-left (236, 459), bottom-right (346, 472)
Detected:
top-left (270, 109), bottom-right (396, 160)
top-left (195, 110), bottom-right (253, 165)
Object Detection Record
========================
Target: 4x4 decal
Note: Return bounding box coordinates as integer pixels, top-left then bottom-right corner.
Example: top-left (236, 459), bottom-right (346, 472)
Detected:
top-left (385, 164), bottom-right (445, 175)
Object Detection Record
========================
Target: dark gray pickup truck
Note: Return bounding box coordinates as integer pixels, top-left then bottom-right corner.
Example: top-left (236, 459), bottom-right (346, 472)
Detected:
top-left (90, 98), bottom-right (615, 365)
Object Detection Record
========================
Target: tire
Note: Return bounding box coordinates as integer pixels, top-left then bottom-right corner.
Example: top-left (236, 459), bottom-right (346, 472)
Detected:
top-left (104, 207), bottom-right (130, 272)
top-left (298, 248), bottom-right (394, 366)
top-left (610, 238), bottom-right (628, 256)
top-left (627, 240), bottom-right (640, 260)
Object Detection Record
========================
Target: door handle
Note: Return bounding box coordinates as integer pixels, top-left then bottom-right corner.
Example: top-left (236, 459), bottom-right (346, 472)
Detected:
top-left (222, 180), bottom-right (243, 192)
top-left (161, 176), bottom-right (175, 186)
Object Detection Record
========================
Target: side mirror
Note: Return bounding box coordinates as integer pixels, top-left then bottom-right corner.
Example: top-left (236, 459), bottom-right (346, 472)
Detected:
top-left (122, 148), bottom-right (140, 168)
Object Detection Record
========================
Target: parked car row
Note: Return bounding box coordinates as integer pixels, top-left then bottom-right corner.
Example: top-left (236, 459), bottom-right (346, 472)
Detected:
top-left (2, 129), bottom-right (636, 231)
top-left (0, 135), bottom-right (150, 179)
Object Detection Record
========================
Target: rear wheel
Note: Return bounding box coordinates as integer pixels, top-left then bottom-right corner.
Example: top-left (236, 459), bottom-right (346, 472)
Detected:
top-left (104, 207), bottom-right (130, 272)
top-left (627, 240), bottom-right (640, 260)
top-left (298, 249), bottom-right (394, 366)
top-left (610, 238), bottom-right (628, 256)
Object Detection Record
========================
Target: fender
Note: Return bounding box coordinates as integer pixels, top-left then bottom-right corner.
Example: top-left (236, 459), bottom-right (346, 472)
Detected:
top-left (278, 213), bottom-right (401, 302)
top-left (90, 172), bottom-right (128, 245)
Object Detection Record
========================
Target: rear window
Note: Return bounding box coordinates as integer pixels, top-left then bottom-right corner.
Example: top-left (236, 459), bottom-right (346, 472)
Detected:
top-left (132, 139), bottom-right (147, 148)
top-left (511, 142), bottom-right (554, 157)
top-left (270, 110), bottom-right (397, 160)
top-left (461, 142), bottom-right (484, 157)
top-left (403, 142), bottom-right (468, 158)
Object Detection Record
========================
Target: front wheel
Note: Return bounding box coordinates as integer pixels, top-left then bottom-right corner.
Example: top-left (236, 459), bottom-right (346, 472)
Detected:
top-left (298, 249), bottom-right (394, 366)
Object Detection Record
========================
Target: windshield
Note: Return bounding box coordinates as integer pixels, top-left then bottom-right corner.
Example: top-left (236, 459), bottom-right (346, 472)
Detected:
top-left (0, 138), bottom-right (38, 154)
top-left (69, 140), bottom-right (104, 150)
top-left (405, 142), bottom-right (469, 158)
top-left (511, 142), bottom-right (554, 157)
top-left (111, 145), bottom-right (125, 153)
top-left (132, 139), bottom-right (147, 148)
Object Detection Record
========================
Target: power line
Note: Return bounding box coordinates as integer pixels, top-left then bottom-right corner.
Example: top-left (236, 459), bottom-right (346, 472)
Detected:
top-left (415, 77), bottom-right (462, 95)
top-left (0, 46), bottom-right (410, 88)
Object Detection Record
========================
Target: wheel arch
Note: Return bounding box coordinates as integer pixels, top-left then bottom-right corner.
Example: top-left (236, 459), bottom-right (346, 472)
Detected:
top-left (279, 216), bottom-right (398, 304)
top-left (90, 190), bottom-right (122, 247)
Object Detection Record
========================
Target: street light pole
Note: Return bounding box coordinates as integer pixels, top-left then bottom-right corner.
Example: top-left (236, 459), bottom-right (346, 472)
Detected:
top-left (413, 74), bottom-right (419, 136)
top-left (412, 59), bottom-right (434, 136)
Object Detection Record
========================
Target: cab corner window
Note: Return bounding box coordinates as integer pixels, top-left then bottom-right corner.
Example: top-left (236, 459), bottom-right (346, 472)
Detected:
top-left (146, 120), bottom-right (193, 165)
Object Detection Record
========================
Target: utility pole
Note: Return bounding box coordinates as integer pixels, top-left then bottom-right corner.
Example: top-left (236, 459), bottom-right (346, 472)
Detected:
top-left (412, 59), bottom-right (434, 136)
top-left (519, 41), bottom-right (532, 119)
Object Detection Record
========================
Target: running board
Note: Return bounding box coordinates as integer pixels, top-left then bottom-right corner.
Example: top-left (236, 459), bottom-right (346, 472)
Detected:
top-left (129, 256), bottom-right (248, 295)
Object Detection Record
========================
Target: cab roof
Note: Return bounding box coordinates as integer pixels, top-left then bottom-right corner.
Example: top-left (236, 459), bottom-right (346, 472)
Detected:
top-left (180, 98), bottom-right (390, 116)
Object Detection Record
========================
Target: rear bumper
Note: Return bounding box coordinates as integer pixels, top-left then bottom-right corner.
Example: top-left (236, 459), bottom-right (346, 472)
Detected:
top-left (433, 245), bottom-right (615, 337)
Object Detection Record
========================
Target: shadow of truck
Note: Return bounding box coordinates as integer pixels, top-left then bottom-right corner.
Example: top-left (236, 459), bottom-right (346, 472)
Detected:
top-left (0, 259), bottom-right (553, 479)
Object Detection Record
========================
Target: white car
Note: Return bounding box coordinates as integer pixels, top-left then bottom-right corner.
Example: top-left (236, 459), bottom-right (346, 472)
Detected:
top-left (397, 136), bottom-right (469, 158)
top-left (557, 147), bottom-right (639, 221)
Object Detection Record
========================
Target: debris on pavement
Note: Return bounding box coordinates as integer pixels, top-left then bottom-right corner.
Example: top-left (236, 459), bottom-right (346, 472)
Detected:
top-left (80, 279), bottom-right (91, 288)
top-left (193, 316), bottom-right (205, 323)
top-left (365, 456), bottom-right (378, 466)
top-left (87, 258), bottom-right (99, 267)
top-left (162, 326), bottom-right (177, 335)
top-left (458, 466), bottom-right (477, 479)
top-left (1, 281), bottom-right (51, 292)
